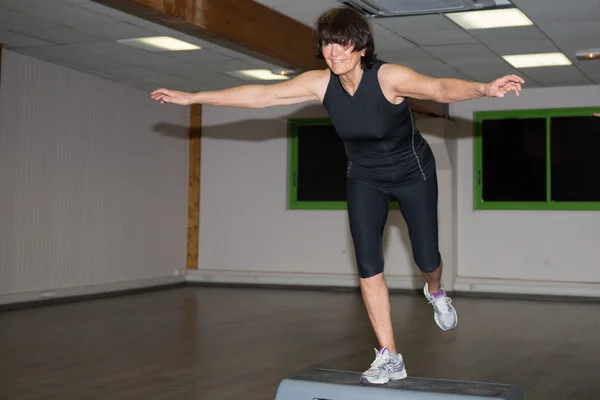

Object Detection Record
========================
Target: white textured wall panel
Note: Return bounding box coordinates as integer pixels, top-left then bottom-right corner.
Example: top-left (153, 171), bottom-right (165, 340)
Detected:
top-left (0, 51), bottom-right (189, 295)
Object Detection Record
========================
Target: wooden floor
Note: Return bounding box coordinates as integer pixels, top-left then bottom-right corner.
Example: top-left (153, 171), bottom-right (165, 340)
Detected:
top-left (1, 285), bottom-right (599, 400)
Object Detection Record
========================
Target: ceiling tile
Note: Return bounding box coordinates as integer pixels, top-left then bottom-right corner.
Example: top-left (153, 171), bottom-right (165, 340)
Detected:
top-left (55, 50), bottom-right (127, 70)
top-left (238, 55), bottom-right (288, 70)
top-left (107, 51), bottom-right (182, 71)
top-left (424, 44), bottom-right (498, 61)
top-left (84, 68), bottom-right (124, 81)
top-left (136, 74), bottom-right (189, 89)
top-left (398, 29), bottom-right (478, 46)
top-left (103, 66), bottom-right (169, 80)
top-left (78, 2), bottom-right (144, 22)
top-left (67, 42), bottom-right (147, 57)
top-left (0, 30), bottom-right (55, 48)
top-left (168, 33), bottom-right (220, 50)
top-left (0, 0), bottom-right (79, 11)
top-left (395, 59), bottom-right (451, 71)
top-left (537, 20), bottom-right (600, 38)
top-left (372, 24), bottom-right (415, 48)
top-left (414, 65), bottom-right (472, 80)
top-left (553, 36), bottom-right (600, 57)
top-left (378, 47), bottom-right (441, 63)
top-left (0, 9), bottom-right (62, 32)
top-left (202, 58), bottom-right (259, 73)
top-left (189, 69), bottom-right (247, 88)
top-left (109, 77), bottom-right (155, 92)
top-left (11, 45), bottom-right (70, 60)
top-left (457, 65), bottom-right (536, 85)
top-left (74, 22), bottom-right (155, 41)
top-left (168, 49), bottom-right (239, 66)
top-left (468, 26), bottom-right (548, 45)
top-left (483, 39), bottom-right (562, 56)
top-left (208, 46), bottom-right (253, 59)
top-left (441, 56), bottom-right (510, 74)
top-left (518, 3), bottom-right (600, 26)
top-left (21, 5), bottom-right (116, 26)
top-left (205, 46), bottom-right (289, 70)
top-left (127, 18), bottom-right (216, 43)
top-left (157, 60), bottom-right (211, 80)
top-left (26, 27), bottom-right (105, 45)
top-left (567, 60), bottom-right (600, 85)
top-left (584, 70), bottom-right (600, 85)
top-left (520, 66), bottom-right (594, 86)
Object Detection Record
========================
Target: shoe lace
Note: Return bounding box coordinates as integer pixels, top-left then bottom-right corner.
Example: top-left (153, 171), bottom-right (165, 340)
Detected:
top-left (430, 295), bottom-right (453, 315)
top-left (369, 349), bottom-right (387, 368)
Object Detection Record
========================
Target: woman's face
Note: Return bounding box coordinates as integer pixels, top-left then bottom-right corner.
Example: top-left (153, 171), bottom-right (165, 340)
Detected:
top-left (322, 42), bottom-right (365, 75)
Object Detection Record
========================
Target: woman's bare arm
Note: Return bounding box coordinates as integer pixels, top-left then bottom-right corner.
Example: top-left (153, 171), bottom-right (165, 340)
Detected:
top-left (151, 70), bottom-right (329, 108)
top-left (380, 64), bottom-right (524, 103)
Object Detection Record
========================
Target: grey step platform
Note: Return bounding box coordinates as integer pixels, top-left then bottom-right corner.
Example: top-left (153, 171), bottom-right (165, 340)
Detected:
top-left (275, 368), bottom-right (526, 400)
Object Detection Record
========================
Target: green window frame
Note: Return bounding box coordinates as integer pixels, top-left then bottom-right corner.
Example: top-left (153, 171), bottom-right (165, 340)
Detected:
top-left (474, 106), bottom-right (600, 211)
top-left (288, 117), bottom-right (345, 210)
top-left (288, 118), bottom-right (399, 210)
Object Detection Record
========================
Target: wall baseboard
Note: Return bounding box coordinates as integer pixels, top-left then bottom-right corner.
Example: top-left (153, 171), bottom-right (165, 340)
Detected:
top-left (4, 273), bottom-right (598, 311)
top-left (187, 271), bottom-right (600, 300)
top-left (0, 276), bottom-right (186, 309)
top-left (186, 269), bottom-right (424, 290)
top-left (454, 277), bottom-right (600, 299)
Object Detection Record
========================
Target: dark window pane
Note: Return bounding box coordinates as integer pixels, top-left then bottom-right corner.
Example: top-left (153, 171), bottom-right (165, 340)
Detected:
top-left (550, 116), bottom-right (600, 201)
top-left (481, 118), bottom-right (546, 202)
top-left (296, 124), bottom-right (347, 201)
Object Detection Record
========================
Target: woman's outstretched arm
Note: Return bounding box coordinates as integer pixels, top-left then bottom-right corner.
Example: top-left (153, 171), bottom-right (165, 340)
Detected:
top-left (382, 64), bottom-right (525, 103)
top-left (151, 69), bottom-right (329, 108)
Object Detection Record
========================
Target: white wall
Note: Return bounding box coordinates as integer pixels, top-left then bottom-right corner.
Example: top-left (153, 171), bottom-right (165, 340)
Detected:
top-left (450, 85), bottom-right (600, 296)
top-left (194, 101), bottom-right (456, 289)
top-left (0, 51), bottom-right (189, 303)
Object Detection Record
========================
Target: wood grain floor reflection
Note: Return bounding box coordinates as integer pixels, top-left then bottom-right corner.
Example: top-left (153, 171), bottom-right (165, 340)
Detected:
top-left (1, 285), bottom-right (599, 400)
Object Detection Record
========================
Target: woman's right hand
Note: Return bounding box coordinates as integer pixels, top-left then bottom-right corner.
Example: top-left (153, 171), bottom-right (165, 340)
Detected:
top-left (151, 88), bottom-right (194, 105)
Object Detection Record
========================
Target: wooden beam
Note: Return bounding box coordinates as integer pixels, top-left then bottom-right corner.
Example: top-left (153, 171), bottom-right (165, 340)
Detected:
top-left (91, 0), bottom-right (446, 117)
top-left (186, 104), bottom-right (201, 270)
top-left (90, 0), bottom-right (322, 71)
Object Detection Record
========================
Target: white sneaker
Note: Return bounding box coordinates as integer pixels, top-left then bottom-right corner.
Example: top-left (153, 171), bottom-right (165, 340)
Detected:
top-left (424, 282), bottom-right (457, 331)
top-left (359, 347), bottom-right (407, 384)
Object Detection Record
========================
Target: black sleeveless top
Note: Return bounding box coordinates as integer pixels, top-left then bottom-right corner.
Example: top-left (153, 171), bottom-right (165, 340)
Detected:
top-left (322, 60), bottom-right (435, 187)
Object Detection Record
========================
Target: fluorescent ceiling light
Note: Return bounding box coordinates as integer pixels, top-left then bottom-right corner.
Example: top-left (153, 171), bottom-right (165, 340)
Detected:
top-left (446, 8), bottom-right (533, 29)
top-left (502, 52), bottom-right (572, 68)
top-left (117, 36), bottom-right (201, 51)
top-left (226, 69), bottom-right (290, 81)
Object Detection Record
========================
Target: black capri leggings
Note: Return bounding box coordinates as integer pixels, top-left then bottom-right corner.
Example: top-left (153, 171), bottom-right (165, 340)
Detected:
top-left (346, 173), bottom-right (441, 278)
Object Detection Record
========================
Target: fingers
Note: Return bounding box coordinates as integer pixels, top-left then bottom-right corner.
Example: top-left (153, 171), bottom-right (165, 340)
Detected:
top-left (509, 74), bottom-right (525, 84)
top-left (497, 74), bottom-right (525, 86)
top-left (152, 94), bottom-right (168, 103)
top-left (510, 82), bottom-right (521, 96)
top-left (151, 88), bottom-right (174, 103)
top-left (511, 83), bottom-right (521, 96)
top-left (151, 88), bottom-right (166, 98)
top-left (497, 81), bottom-right (522, 97)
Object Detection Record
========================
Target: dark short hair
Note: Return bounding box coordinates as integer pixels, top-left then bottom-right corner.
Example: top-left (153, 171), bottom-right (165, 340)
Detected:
top-left (315, 6), bottom-right (378, 69)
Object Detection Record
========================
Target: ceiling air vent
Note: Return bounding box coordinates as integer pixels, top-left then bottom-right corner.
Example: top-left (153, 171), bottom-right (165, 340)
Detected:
top-left (338, 0), bottom-right (510, 17)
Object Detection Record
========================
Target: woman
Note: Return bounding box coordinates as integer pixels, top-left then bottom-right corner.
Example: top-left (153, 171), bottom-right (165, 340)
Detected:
top-left (152, 6), bottom-right (524, 385)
